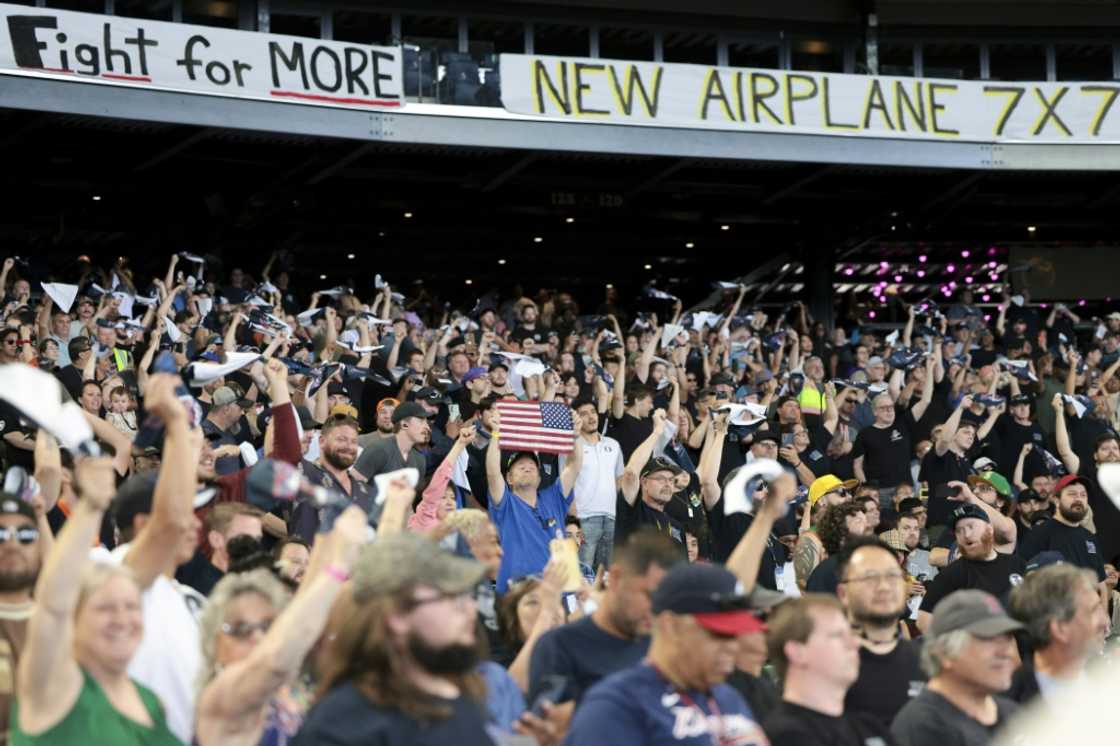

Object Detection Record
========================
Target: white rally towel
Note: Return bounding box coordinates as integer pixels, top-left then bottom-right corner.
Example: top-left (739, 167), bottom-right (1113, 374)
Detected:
top-left (40, 283), bottom-right (78, 313)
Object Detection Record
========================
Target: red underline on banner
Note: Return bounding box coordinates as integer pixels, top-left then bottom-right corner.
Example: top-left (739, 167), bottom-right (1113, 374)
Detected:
top-left (102, 73), bottom-right (152, 82)
top-left (269, 90), bottom-right (403, 107)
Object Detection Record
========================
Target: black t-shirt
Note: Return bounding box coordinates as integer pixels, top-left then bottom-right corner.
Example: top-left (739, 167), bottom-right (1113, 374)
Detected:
top-left (1016, 519), bottom-right (1106, 580)
top-left (665, 474), bottom-right (712, 559)
top-left (763, 700), bottom-right (896, 746)
top-left (917, 449), bottom-right (973, 527)
top-left (605, 413), bottom-right (652, 463)
top-left (1083, 462), bottom-right (1120, 565)
top-left (706, 503), bottom-right (789, 589)
top-left (996, 415), bottom-right (1046, 476)
top-left (174, 550), bottom-right (224, 597)
top-left (852, 407), bottom-right (916, 488)
top-left (912, 376), bottom-right (953, 444)
top-left (892, 689), bottom-right (1018, 746)
top-left (806, 555), bottom-right (841, 595)
top-left (292, 682), bottom-right (493, 746)
top-left (53, 364), bottom-right (84, 401)
top-left (920, 552), bottom-right (1027, 613)
top-left (725, 670), bottom-right (781, 724)
top-left (844, 640), bottom-right (926, 729)
top-left (783, 424), bottom-right (834, 479)
top-left (527, 616), bottom-right (649, 704)
top-left (614, 492), bottom-right (688, 557)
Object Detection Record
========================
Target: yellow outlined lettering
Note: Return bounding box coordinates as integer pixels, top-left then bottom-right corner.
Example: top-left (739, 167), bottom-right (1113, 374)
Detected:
top-left (532, 59), bottom-right (571, 115)
top-left (1080, 85), bottom-right (1120, 137)
top-left (699, 69), bottom-right (736, 121)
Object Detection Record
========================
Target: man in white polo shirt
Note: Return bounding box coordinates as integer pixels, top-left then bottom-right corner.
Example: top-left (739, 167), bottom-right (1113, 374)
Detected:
top-left (561, 396), bottom-right (626, 571)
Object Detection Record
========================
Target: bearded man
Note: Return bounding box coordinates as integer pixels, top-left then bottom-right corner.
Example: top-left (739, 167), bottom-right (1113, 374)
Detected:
top-left (916, 503), bottom-right (1028, 633)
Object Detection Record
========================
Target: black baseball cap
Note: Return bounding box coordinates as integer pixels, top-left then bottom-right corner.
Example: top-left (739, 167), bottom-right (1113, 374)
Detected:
top-left (897, 497), bottom-right (925, 516)
top-left (640, 457), bottom-right (683, 479)
top-left (1017, 488), bottom-right (1048, 503)
top-left (948, 503), bottom-right (990, 531)
top-left (391, 401), bottom-right (435, 424)
top-left (1009, 394), bottom-right (1031, 406)
top-left (710, 372), bottom-right (735, 388)
top-left (652, 563), bottom-right (766, 635)
top-left (413, 386), bottom-right (445, 404)
top-left (751, 428), bottom-right (781, 446)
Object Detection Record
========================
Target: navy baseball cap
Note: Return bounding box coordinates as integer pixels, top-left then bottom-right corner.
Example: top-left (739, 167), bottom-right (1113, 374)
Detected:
top-left (1025, 551), bottom-right (1065, 574)
top-left (652, 563), bottom-right (766, 635)
top-left (503, 451), bottom-right (540, 473)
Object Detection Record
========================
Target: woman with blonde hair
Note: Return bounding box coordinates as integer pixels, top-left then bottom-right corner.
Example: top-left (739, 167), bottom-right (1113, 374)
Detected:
top-left (13, 456), bottom-right (180, 745)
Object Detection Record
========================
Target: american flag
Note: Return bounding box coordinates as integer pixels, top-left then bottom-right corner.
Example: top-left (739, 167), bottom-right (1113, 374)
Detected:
top-left (494, 400), bottom-right (575, 454)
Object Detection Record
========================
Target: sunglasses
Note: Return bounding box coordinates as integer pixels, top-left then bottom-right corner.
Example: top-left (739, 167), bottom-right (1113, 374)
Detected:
top-left (0, 526), bottom-right (38, 545)
top-left (220, 619), bottom-right (273, 639)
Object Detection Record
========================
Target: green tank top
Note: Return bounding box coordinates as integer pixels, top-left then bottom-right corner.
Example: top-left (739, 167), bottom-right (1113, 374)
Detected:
top-left (10, 669), bottom-right (181, 746)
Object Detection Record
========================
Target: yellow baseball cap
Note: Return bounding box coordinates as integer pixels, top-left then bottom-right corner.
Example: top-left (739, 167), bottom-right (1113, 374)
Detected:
top-left (808, 474), bottom-right (859, 506)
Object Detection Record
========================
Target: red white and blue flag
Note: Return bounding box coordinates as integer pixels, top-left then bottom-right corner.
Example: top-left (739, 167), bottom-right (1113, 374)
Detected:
top-left (494, 400), bottom-right (575, 454)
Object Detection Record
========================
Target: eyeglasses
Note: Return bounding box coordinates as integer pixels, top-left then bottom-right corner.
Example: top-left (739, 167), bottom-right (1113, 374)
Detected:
top-left (0, 526), bottom-right (38, 545)
top-left (643, 474), bottom-right (674, 483)
top-left (841, 572), bottom-right (905, 587)
top-left (220, 619), bottom-right (273, 638)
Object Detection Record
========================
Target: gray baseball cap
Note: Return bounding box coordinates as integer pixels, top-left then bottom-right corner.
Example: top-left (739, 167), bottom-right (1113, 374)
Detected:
top-left (351, 532), bottom-right (486, 603)
top-left (929, 590), bottom-right (1024, 639)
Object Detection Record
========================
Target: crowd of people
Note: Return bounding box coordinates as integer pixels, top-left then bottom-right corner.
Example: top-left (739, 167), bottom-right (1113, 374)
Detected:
top-left (0, 250), bottom-right (1117, 745)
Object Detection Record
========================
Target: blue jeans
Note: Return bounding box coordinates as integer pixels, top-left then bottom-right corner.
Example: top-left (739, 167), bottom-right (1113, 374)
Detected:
top-left (579, 515), bottom-right (615, 572)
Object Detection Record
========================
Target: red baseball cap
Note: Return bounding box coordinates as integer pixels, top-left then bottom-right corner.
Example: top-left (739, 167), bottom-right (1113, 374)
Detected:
top-left (694, 609), bottom-right (768, 636)
top-left (652, 563), bottom-right (768, 636)
top-left (1054, 474), bottom-right (1091, 494)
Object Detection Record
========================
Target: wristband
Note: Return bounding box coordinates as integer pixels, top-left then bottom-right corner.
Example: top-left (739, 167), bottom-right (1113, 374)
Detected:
top-left (323, 564), bottom-right (350, 583)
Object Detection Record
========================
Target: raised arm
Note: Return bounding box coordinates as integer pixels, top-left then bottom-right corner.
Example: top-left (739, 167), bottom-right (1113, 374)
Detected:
top-left (698, 414), bottom-right (728, 510)
top-left (1052, 393), bottom-right (1081, 474)
top-left (634, 326), bottom-right (658, 384)
top-left (196, 507), bottom-right (366, 737)
top-left (976, 401), bottom-right (1003, 442)
top-left (950, 481), bottom-right (1016, 548)
top-left (223, 310), bottom-right (242, 351)
top-left (717, 286), bottom-right (746, 338)
top-left (17, 457), bottom-right (116, 734)
top-left (486, 410), bottom-right (507, 506)
top-left (559, 415), bottom-right (583, 496)
top-left (31, 431), bottom-right (60, 561)
top-left (727, 474), bottom-right (794, 593)
top-left (136, 321), bottom-right (162, 396)
top-left (935, 394), bottom-right (973, 457)
top-left (122, 374), bottom-right (197, 590)
top-left (665, 375), bottom-right (681, 424)
top-left (410, 427), bottom-right (473, 534)
top-left (1013, 443), bottom-right (1032, 491)
top-left (80, 410), bottom-right (133, 477)
top-left (902, 305), bottom-right (916, 348)
top-left (619, 410), bottom-right (666, 506)
top-left (909, 356), bottom-right (936, 421)
top-left (163, 254), bottom-right (179, 291)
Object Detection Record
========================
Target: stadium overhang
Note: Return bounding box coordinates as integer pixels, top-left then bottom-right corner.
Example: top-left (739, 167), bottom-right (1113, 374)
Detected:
top-left (3, 70), bottom-right (1120, 172)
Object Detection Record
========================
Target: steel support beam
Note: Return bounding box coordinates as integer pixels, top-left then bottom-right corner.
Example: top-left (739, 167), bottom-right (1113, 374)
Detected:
top-left (4, 73), bottom-right (1120, 171)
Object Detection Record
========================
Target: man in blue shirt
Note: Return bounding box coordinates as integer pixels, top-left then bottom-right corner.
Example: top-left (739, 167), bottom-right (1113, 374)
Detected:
top-left (563, 563), bottom-right (770, 745)
top-left (487, 407), bottom-right (582, 592)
